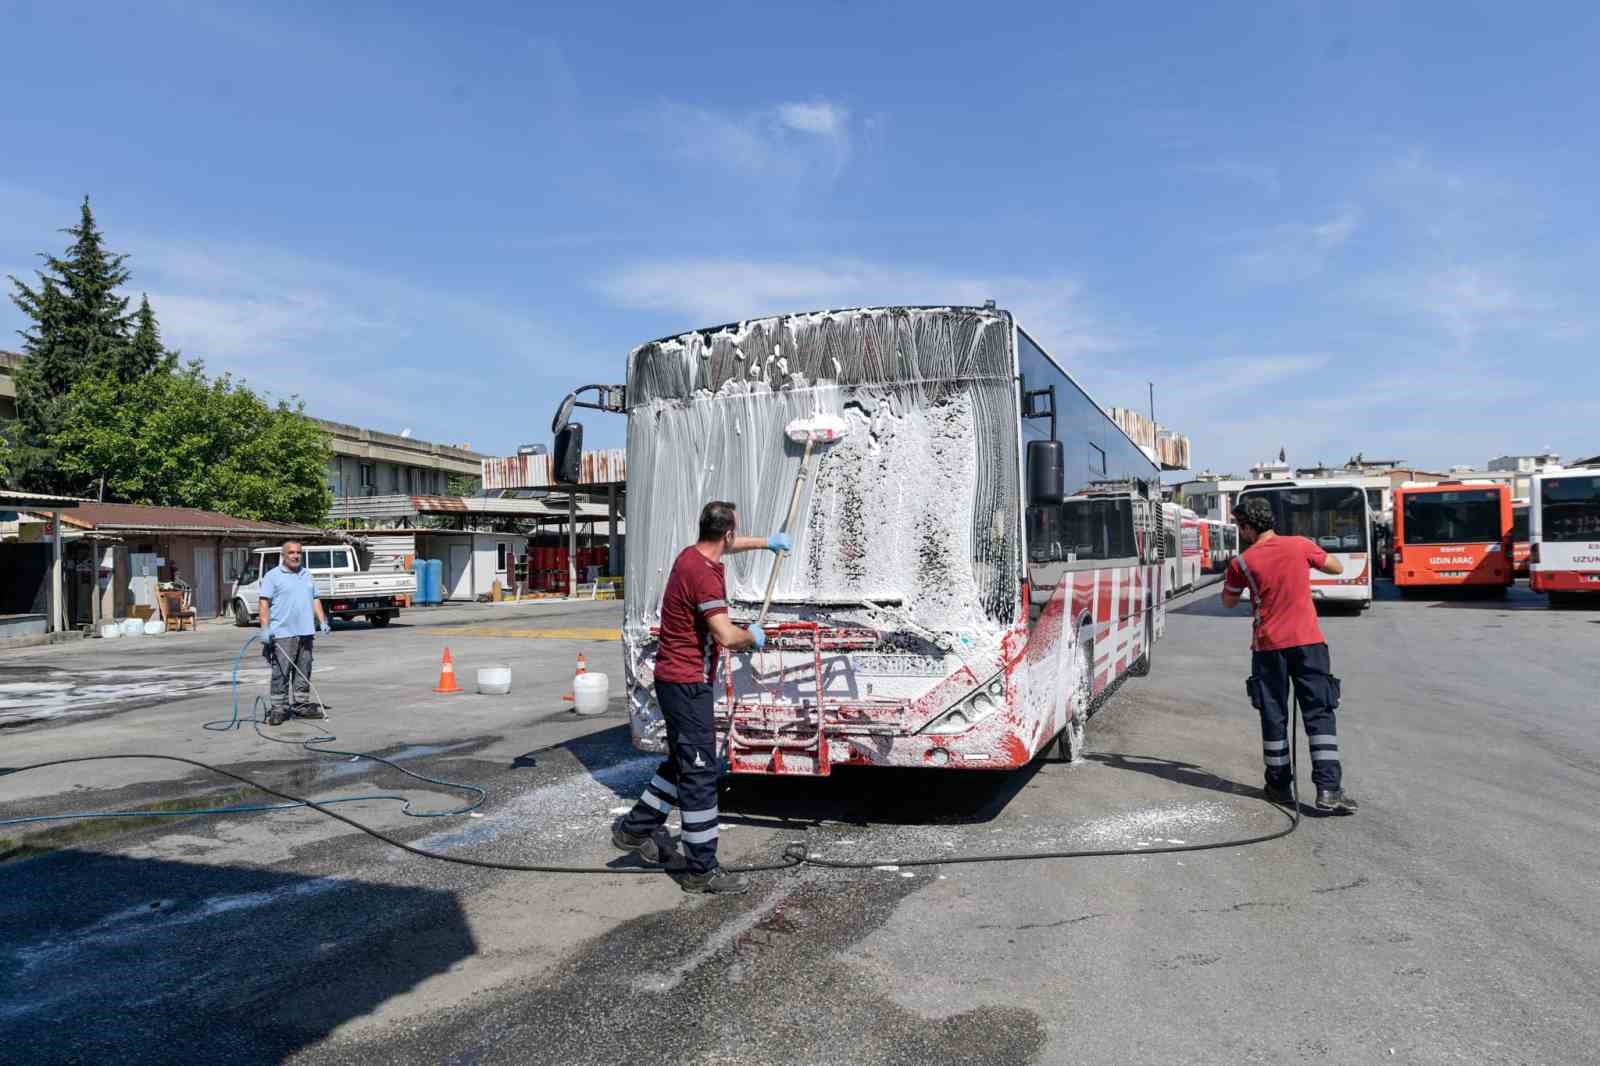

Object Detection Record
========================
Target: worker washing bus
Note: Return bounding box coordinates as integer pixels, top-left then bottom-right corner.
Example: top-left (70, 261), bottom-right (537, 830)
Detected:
top-left (1221, 498), bottom-right (1358, 815)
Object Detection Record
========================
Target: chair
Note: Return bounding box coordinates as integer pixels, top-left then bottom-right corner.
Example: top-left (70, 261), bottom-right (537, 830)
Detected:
top-left (160, 589), bottom-right (197, 632)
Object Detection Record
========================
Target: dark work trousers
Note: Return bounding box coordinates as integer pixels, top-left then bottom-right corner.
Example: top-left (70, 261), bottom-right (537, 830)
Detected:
top-left (621, 681), bottom-right (721, 874)
top-left (264, 636), bottom-right (315, 710)
top-left (1248, 642), bottom-right (1343, 792)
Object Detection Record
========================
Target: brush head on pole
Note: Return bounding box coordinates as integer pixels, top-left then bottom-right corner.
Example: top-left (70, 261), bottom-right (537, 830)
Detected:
top-left (784, 413), bottom-right (849, 443)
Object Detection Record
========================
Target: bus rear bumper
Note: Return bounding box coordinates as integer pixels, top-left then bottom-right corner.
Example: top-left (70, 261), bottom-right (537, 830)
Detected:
top-left (1530, 570), bottom-right (1600, 593)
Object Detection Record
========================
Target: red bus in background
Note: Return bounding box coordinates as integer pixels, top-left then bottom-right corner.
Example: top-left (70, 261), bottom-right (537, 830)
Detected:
top-left (1392, 481), bottom-right (1513, 591)
top-left (1198, 519), bottom-right (1238, 573)
top-left (1511, 498), bottom-right (1530, 578)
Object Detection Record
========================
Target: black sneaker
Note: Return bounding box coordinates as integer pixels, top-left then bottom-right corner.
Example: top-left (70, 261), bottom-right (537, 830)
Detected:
top-left (1315, 789), bottom-right (1359, 815)
top-left (680, 867), bottom-right (750, 895)
top-left (1262, 781), bottom-right (1296, 806)
top-left (612, 820), bottom-right (686, 869)
top-left (290, 704), bottom-right (327, 720)
top-left (264, 704), bottom-right (291, 726)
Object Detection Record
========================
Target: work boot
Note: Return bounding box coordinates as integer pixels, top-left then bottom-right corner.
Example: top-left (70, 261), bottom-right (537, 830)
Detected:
top-left (291, 703), bottom-right (327, 720)
top-left (1261, 780), bottom-right (1296, 806)
top-left (679, 867), bottom-right (750, 895)
top-left (612, 820), bottom-right (686, 869)
top-left (265, 704), bottom-right (291, 726)
top-left (1315, 789), bottom-right (1359, 815)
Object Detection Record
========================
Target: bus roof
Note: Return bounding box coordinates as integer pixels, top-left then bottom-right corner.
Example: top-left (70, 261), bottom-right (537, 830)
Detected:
top-left (1241, 478), bottom-right (1368, 491)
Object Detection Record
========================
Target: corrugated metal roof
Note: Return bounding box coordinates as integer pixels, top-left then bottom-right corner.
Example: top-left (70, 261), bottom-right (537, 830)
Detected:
top-left (481, 448), bottom-right (626, 490)
top-left (30, 501), bottom-right (323, 536)
top-left (329, 494), bottom-right (623, 523)
top-left (0, 489), bottom-right (84, 508)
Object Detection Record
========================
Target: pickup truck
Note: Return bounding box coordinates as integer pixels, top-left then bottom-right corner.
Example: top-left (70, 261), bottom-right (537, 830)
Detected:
top-left (230, 544), bottom-right (416, 628)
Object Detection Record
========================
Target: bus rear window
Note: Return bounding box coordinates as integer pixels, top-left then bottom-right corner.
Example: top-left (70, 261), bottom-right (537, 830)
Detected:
top-left (1541, 476), bottom-right (1600, 542)
top-left (1402, 490), bottom-right (1503, 545)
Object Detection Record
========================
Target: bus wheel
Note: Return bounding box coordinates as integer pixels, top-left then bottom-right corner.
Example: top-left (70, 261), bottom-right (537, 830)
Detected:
top-left (1054, 634), bottom-right (1093, 762)
top-left (1128, 612), bottom-right (1153, 677)
top-left (233, 600), bottom-right (254, 627)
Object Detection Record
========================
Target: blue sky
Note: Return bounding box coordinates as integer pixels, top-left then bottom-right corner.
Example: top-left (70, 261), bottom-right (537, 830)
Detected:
top-left (4, 0), bottom-right (1597, 476)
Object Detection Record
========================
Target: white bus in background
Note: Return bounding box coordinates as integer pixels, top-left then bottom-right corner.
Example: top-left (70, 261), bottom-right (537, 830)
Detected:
top-left (1236, 479), bottom-right (1374, 609)
top-left (1529, 469), bottom-right (1600, 605)
top-left (1160, 503), bottom-right (1200, 599)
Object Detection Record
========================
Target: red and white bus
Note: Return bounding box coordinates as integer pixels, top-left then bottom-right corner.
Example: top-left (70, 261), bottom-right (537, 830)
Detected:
top-left (1529, 469), bottom-right (1600, 605)
top-left (1236, 480), bottom-right (1374, 609)
top-left (583, 306), bottom-right (1164, 775)
top-left (1511, 497), bottom-right (1530, 578)
top-left (1391, 481), bottom-right (1513, 591)
top-left (1160, 505), bottom-right (1201, 595)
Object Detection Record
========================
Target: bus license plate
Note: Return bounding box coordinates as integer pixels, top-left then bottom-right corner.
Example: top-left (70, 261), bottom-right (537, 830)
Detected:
top-left (1439, 571), bottom-right (1468, 578)
top-left (850, 654), bottom-right (947, 677)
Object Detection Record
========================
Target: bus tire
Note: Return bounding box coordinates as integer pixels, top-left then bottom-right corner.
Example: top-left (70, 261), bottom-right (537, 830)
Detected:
top-left (1128, 611), bottom-right (1153, 677)
top-left (233, 599), bottom-right (254, 627)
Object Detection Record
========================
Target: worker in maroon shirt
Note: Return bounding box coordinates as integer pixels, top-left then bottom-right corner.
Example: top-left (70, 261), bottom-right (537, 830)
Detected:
top-left (1220, 497), bottom-right (1358, 814)
top-left (613, 500), bottom-right (792, 894)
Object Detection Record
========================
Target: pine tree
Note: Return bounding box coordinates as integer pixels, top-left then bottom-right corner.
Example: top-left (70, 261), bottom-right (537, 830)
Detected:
top-left (6, 197), bottom-right (134, 490)
top-left (127, 294), bottom-right (177, 378)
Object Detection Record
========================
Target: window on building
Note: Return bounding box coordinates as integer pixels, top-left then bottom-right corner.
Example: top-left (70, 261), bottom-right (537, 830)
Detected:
top-left (497, 543), bottom-right (509, 572)
top-left (359, 463), bottom-right (375, 488)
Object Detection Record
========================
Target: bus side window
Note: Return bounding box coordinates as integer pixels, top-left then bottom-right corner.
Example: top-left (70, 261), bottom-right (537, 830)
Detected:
top-left (1026, 504), bottom-right (1066, 563)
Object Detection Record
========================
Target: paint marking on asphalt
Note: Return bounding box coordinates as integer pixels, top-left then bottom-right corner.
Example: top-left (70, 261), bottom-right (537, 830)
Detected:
top-left (426, 626), bottom-right (621, 641)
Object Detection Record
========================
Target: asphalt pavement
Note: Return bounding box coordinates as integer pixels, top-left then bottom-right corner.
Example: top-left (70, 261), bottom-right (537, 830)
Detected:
top-left (3, 583), bottom-right (1597, 1064)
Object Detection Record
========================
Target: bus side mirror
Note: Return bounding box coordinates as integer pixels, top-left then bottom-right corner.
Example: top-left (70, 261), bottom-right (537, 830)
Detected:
top-left (1027, 440), bottom-right (1064, 505)
top-left (553, 423), bottom-right (583, 484)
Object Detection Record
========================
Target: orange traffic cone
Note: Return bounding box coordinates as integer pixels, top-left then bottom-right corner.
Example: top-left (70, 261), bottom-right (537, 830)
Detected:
top-left (561, 652), bottom-right (587, 701)
top-left (433, 647), bottom-right (462, 694)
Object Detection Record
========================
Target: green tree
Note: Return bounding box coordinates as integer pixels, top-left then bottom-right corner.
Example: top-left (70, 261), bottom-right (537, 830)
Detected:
top-left (6, 197), bottom-right (136, 491)
top-left (54, 362), bottom-right (333, 524)
top-left (127, 295), bottom-right (178, 379)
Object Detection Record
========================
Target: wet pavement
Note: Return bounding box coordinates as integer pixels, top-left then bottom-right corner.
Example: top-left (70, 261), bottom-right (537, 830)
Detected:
top-left (3, 585), bottom-right (1598, 1064)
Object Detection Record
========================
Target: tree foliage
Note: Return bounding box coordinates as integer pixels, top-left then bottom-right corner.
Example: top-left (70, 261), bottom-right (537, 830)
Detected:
top-left (5, 197), bottom-right (333, 523)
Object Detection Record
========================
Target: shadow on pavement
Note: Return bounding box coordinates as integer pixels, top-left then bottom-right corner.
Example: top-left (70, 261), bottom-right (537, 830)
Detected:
top-left (1085, 750), bottom-right (1258, 800)
top-left (1, 849), bottom-right (476, 1064)
top-left (720, 760), bottom-right (1040, 830)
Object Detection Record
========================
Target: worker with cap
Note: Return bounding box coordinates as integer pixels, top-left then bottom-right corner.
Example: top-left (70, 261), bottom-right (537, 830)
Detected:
top-left (1220, 497), bottom-right (1358, 814)
top-left (612, 500), bottom-right (791, 894)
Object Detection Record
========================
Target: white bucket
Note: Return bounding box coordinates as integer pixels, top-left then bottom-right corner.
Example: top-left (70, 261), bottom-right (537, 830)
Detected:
top-left (143, 619), bottom-right (166, 636)
top-left (572, 671), bottom-right (609, 716)
top-left (121, 617), bottom-right (145, 638)
top-left (100, 623), bottom-right (122, 640)
top-left (476, 665), bottom-right (512, 695)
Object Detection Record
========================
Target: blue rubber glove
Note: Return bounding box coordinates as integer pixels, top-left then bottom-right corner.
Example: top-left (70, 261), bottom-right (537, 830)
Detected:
top-left (748, 623), bottom-right (766, 650)
top-left (319, 620), bottom-right (331, 635)
top-left (766, 532), bottom-right (792, 553)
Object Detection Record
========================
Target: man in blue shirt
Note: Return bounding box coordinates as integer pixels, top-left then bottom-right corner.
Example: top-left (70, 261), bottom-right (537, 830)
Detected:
top-left (258, 541), bottom-right (331, 725)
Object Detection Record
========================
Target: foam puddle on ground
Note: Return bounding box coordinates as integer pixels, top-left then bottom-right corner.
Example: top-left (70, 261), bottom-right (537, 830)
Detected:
top-left (0, 666), bottom-right (278, 725)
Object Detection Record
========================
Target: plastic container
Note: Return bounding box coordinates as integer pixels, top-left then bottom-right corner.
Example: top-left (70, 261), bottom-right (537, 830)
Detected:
top-left (412, 558), bottom-right (428, 603)
top-left (143, 619), bottom-right (166, 636)
top-left (572, 671), bottom-right (609, 716)
top-left (424, 558), bottom-right (444, 605)
top-left (476, 665), bottom-right (512, 695)
top-left (121, 617), bottom-right (145, 638)
top-left (100, 623), bottom-right (122, 640)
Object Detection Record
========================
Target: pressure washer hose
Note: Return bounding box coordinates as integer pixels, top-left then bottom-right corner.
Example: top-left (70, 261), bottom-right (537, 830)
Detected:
top-left (0, 638), bottom-right (1301, 875)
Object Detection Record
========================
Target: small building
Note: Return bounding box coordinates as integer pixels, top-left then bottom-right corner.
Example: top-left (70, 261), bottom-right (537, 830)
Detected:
top-left (14, 502), bottom-right (326, 627)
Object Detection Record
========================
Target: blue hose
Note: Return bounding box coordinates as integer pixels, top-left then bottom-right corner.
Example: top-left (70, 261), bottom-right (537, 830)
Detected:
top-left (0, 633), bottom-right (486, 829)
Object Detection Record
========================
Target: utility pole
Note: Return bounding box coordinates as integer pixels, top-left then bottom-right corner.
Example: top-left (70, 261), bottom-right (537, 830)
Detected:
top-left (1148, 381), bottom-right (1156, 430)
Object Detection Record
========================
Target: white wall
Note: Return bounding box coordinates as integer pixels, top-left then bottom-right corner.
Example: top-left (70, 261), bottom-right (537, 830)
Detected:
top-left (469, 534), bottom-right (528, 597)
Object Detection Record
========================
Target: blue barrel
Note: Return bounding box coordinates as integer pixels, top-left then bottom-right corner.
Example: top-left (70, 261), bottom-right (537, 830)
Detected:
top-left (411, 558), bottom-right (428, 604)
top-left (424, 558), bottom-right (444, 605)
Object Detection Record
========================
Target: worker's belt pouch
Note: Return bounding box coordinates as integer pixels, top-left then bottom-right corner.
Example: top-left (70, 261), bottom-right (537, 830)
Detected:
top-left (1245, 676), bottom-right (1266, 711)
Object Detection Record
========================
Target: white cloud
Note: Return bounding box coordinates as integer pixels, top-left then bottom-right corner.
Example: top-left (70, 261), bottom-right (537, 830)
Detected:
top-left (593, 257), bottom-right (1128, 361)
top-left (1231, 206), bottom-right (1360, 284)
top-left (645, 97), bottom-right (854, 181)
top-left (777, 100), bottom-right (848, 138)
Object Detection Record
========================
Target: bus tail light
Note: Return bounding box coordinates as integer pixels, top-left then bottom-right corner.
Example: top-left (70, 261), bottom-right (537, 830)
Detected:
top-left (921, 672), bottom-right (1006, 735)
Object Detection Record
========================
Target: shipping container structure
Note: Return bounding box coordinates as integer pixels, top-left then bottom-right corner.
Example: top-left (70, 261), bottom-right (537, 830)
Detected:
top-left (1391, 481), bottom-right (1513, 591)
top-left (614, 306), bottom-right (1164, 775)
